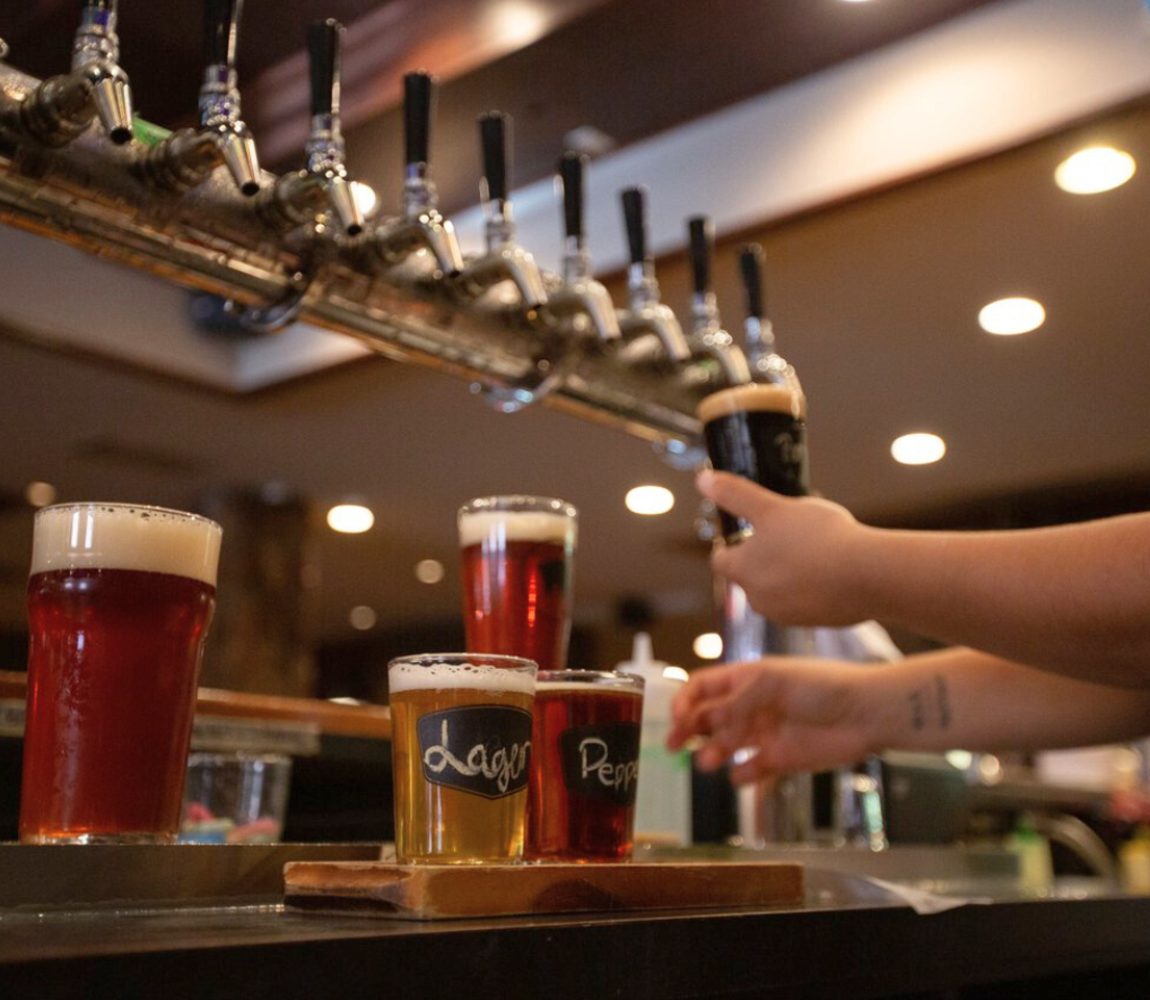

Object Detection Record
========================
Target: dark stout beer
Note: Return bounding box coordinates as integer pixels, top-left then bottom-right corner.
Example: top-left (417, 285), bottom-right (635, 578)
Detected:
top-left (526, 671), bottom-right (644, 862)
top-left (459, 497), bottom-right (577, 672)
top-left (20, 504), bottom-right (221, 844)
top-left (697, 383), bottom-right (809, 541)
top-left (389, 654), bottom-right (537, 864)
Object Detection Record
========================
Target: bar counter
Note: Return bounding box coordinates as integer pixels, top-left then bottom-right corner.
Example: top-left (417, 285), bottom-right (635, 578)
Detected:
top-left (3, 862), bottom-right (1150, 999)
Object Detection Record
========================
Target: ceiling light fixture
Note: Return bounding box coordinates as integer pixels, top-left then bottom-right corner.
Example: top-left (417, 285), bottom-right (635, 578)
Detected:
top-left (349, 605), bottom-right (377, 630)
top-left (1054, 146), bottom-right (1136, 195)
top-left (625, 485), bottom-right (675, 516)
top-left (891, 433), bottom-right (946, 466)
top-left (415, 559), bottom-right (445, 585)
top-left (978, 297), bottom-right (1045, 336)
top-left (327, 503), bottom-right (374, 534)
top-left (692, 632), bottom-right (723, 660)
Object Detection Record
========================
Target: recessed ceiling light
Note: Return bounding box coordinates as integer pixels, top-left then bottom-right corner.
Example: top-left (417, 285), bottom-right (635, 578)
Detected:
top-left (24, 481), bottom-right (57, 507)
top-left (891, 433), bottom-right (946, 466)
top-left (1054, 146), bottom-right (1135, 195)
top-left (349, 605), bottom-right (377, 630)
top-left (692, 632), bottom-right (723, 660)
top-left (415, 559), bottom-right (445, 585)
top-left (625, 485), bottom-right (675, 516)
top-left (327, 504), bottom-right (374, 534)
top-left (978, 297), bottom-right (1045, 336)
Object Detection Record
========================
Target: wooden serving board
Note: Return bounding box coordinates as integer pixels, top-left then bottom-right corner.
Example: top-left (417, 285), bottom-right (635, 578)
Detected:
top-left (284, 860), bottom-right (804, 921)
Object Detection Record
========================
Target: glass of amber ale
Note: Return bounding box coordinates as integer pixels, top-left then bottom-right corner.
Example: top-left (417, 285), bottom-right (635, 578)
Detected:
top-left (526, 670), bottom-right (644, 862)
top-left (20, 503), bottom-right (222, 844)
top-left (389, 653), bottom-right (536, 864)
top-left (459, 496), bottom-right (577, 672)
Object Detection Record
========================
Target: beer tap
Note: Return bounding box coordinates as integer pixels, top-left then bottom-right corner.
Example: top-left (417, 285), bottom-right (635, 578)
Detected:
top-left (542, 152), bottom-right (620, 342)
top-left (458, 112), bottom-right (547, 309)
top-left (147, 0), bottom-right (261, 197)
top-left (615, 186), bottom-right (690, 364)
top-left (21, 0), bottom-right (134, 147)
top-left (683, 215), bottom-right (751, 387)
top-left (372, 71), bottom-right (463, 277)
top-left (738, 243), bottom-right (798, 389)
top-left (260, 19), bottom-right (363, 237)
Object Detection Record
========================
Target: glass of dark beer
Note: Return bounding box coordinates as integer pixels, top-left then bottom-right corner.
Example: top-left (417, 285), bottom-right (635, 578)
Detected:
top-left (526, 670), bottom-right (644, 863)
top-left (459, 496), bottom-right (577, 671)
top-left (20, 503), bottom-right (222, 844)
top-left (697, 383), bottom-right (810, 542)
top-left (389, 653), bottom-right (537, 864)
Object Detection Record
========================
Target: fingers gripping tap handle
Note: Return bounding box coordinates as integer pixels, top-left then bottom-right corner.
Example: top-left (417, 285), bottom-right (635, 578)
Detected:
top-left (739, 243), bottom-right (766, 321)
top-left (204, 0), bottom-right (241, 69)
top-left (479, 111), bottom-right (510, 204)
top-left (621, 186), bottom-right (648, 265)
top-left (309, 18), bottom-right (342, 118)
top-left (559, 151), bottom-right (586, 240)
top-left (404, 71), bottom-right (433, 168)
top-left (688, 215), bottom-right (714, 296)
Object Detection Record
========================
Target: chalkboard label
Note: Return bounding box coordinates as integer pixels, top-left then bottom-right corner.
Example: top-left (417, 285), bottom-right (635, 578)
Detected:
top-left (418, 705), bottom-right (533, 799)
top-left (559, 723), bottom-right (641, 807)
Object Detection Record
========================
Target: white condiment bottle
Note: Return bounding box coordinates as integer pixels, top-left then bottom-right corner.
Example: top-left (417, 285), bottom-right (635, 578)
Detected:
top-left (617, 632), bottom-right (692, 846)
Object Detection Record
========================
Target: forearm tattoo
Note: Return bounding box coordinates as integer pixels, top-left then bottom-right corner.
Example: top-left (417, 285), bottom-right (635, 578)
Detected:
top-left (909, 674), bottom-right (952, 731)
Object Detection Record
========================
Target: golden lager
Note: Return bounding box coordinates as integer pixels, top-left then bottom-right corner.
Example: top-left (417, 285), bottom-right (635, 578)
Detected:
top-left (389, 654), bottom-right (536, 863)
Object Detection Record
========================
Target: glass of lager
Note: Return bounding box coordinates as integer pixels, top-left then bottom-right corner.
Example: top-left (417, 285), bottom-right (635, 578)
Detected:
top-left (697, 382), bottom-right (809, 542)
top-left (459, 496), bottom-right (577, 671)
top-left (526, 670), bottom-right (644, 863)
top-left (389, 653), bottom-right (537, 864)
top-left (20, 503), bottom-right (222, 844)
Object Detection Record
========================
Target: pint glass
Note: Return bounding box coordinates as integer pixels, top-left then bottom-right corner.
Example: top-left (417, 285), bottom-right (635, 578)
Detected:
top-left (459, 496), bottom-right (577, 671)
top-left (20, 503), bottom-right (222, 844)
top-left (697, 383), bottom-right (809, 542)
top-left (526, 670), bottom-right (644, 862)
top-left (389, 653), bottom-right (536, 864)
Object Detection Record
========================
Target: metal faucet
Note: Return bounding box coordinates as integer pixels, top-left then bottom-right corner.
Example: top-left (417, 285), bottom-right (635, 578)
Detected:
top-left (372, 71), bottom-right (463, 277)
top-left (147, 0), bottom-right (260, 197)
top-left (21, 0), bottom-right (134, 147)
top-left (458, 112), bottom-right (547, 309)
top-left (738, 243), bottom-right (798, 389)
top-left (260, 19), bottom-right (363, 237)
top-left (683, 215), bottom-right (751, 387)
top-left (542, 152), bottom-right (619, 342)
top-left (615, 186), bottom-right (690, 364)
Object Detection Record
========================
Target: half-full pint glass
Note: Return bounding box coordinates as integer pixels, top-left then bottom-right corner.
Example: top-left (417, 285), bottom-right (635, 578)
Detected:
top-left (697, 382), bottom-right (809, 543)
top-left (459, 496), bottom-right (577, 672)
top-left (389, 653), bottom-right (536, 864)
top-left (20, 503), bottom-right (222, 844)
top-left (526, 670), bottom-right (644, 862)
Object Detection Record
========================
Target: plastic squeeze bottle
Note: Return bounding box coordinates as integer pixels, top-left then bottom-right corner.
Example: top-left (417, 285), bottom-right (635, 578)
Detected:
top-left (618, 633), bottom-right (692, 846)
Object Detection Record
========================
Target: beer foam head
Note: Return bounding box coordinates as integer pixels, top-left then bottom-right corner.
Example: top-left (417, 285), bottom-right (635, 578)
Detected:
top-left (31, 503), bottom-right (222, 586)
top-left (389, 655), bottom-right (537, 696)
top-left (458, 497), bottom-right (577, 549)
top-left (696, 383), bottom-right (807, 425)
top-left (537, 670), bottom-right (644, 695)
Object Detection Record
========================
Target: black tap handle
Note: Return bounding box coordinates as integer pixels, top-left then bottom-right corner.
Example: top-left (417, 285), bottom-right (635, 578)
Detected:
top-left (739, 244), bottom-right (766, 320)
top-left (309, 19), bottom-right (342, 118)
top-left (403, 71), bottom-right (434, 167)
top-left (86, 0), bottom-right (116, 13)
top-left (204, 0), bottom-right (242, 69)
top-left (559, 151), bottom-right (586, 240)
top-left (621, 186), bottom-right (648, 265)
top-left (688, 216), bottom-right (714, 295)
top-left (479, 111), bottom-right (509, 203)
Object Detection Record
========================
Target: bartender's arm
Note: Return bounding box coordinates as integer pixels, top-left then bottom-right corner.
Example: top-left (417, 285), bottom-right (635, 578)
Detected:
top-left (667, 647), bottom-right (1150, 784)
top-left (698, 470), bottom-right (1150, 688)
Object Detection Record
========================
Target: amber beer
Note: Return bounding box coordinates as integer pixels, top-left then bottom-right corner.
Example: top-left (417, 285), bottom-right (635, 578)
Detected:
top-left (526, 671), bottom-right (644, 862)
top-left (697, 382), bottom-right (810, 542)
top-left (389, 653), bottom-right (536, 863)
top-left (20, 503), bottom-right (222, 844)
top-left (459, 496), bottom-right (577, 672)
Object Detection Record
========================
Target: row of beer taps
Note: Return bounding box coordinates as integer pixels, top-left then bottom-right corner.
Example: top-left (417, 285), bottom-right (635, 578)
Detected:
top-left (3, 0), bottom-right (797, 405)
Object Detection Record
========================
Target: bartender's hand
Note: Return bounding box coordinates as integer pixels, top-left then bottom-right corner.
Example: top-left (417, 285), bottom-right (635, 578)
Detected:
top-left (666, 658), bottom-right (881, 784)
top-left (697, 471), bottom-right (875, 627)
